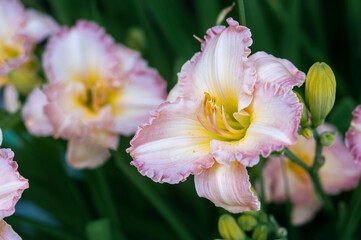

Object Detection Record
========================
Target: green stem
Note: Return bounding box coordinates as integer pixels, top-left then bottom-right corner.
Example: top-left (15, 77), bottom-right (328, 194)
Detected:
top-left (237, 0), bottom-right (247, 26)
top-left (93, 168), bottom-right (128, 240)
top-left (112, 150), bottom-right (195, 240)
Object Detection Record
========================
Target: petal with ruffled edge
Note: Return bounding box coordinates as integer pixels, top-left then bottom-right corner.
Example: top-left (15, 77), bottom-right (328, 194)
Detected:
top-left (66, 134), bottom-right (114, 169)
top-left (43, 20), bottom-right (119, 83)
top-left (249, 51), bottom-right (305, 89)
top-left (0, 220), bottom-right (21, 240)
top-left (176, 18), bottom-right (256, 111)
top-left (127, 98), bottom-right (219, 184)
top-left (21, 9), bottom-right (59, 42)
top-left (195, 161), bottom-right (260, 213)
top-left (109, 45), bottom-right (166, 135)
top-left (0, 149), bottom-right (28, 219)
top-left (3, 84), bottom-right (20, 113)
top-left (346, 105), bottom-right (361, 165)
top-left (211, 82), bottom-right (302, 167)
top-left (22, 87), bottom-right (53, 136)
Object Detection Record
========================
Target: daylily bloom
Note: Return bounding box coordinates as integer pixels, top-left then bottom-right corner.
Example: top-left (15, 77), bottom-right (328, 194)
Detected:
top-left (262, 124), bottom-right (361, 225)
top-left (0, 0), bottom-right (58, 112)
top-left (128, 18), bottom-right (305, 212)
top-left (23, 21), bottom-right (166, 168)
top-left (0, 130), bottom-right (29, 239)
top-left (346, 105), bottom-right (361, 164)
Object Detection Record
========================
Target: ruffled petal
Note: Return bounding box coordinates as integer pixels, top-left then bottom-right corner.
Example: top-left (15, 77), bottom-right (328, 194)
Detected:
top-left (346, 105), bottom-right (361, 165)
top-left (109, 46), bottom-right (166, 135)
top-left (66, 135), bottom-right (111, 169)
top-left (3, 84), bottom-right (20, 113)
top-left (43, 20), bottom-right (119, 83)
top-left (21, 9), bottom-right (59, 42)
top-left (249, 51), bottom-right (305, 89)
top-left (22, 87), bottom-right (53, 136)
top-left (195, 161), bottom-right (260, 213)
top-left (127, 98), bottom-right (217, 184)
top-left (0, 149), bottom-right (28, 219)
top-left (0, 220), bottom-right (21, 240)
top-left (211, 82), bottom-right (302, 167)
top-left (176, 18), bottom-right (256, 111)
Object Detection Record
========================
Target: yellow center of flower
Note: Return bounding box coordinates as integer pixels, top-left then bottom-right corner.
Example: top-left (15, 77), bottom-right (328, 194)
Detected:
top-left (0, 39), bottom-right (24, 66)
top-left (198, 92), bottom-right (250, 140)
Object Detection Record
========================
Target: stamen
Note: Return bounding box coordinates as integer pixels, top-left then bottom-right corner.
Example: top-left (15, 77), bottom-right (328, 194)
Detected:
top-left (221, 105), bottom-right (244, 134)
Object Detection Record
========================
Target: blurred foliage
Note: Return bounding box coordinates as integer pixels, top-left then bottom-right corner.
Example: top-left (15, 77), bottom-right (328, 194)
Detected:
top-left (2, 0), bottom-right (361, 239)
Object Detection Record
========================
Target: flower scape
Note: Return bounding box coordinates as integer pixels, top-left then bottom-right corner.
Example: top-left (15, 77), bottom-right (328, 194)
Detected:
top-left (1, 0), bottom-right (361, 239)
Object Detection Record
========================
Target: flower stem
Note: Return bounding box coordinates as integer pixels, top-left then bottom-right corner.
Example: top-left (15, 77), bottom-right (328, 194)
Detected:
top-left (237, 0), bottom-right (247, 26)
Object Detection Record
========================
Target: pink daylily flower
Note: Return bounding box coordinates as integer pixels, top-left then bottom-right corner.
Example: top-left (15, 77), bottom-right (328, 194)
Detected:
top-left (263, 124), bottom-right (361, 225)
top-left (23, 21), bottom-right (166, 169)
top-left (0, 130), bottom-right (28, 239)
top-left (128, 18), bottom-right (305, 213)
top-left (346, 105), bottom-right (361, 164)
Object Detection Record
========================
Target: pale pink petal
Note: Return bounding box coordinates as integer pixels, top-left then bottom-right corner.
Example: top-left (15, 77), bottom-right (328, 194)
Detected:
top-left (66, 135), bottom-right (111, 169)
top-left (0, 0), bottom-right (26, 39)
top-left (43, 20), bottom-right (119, 83)
top-left (89, 129), bottom-right (119, 150)
top-left (43, 82), bottom-right (113, 139)
top-left (319, 124), bottom-right (361, 194)
top-left (22, 87), bottom-right (53, 136)
top-left (346, 105), bottom-right (361, 165)
top-left (0, 220), bottom-right (21, 240)
top-left (176, 18), bottom-right (256, 110)
top-left (211, 82), bottom-right (302, 167)
top-left (249, 51), bottom-right (305, 89)
top-left (0, 149), bottom-right (28, 219)
top-left (291, 201), bottom-right (320, 225)
top-left (3, 84), bottom-right (20, 113)
top-left (127, 98), bottom-right (218, 184)
top-left (195, 161), bottom-right (260, 213)
top-left (109, 46), bottom-right (166, 135)
top-left (21, 9), bottom-right (59, 42)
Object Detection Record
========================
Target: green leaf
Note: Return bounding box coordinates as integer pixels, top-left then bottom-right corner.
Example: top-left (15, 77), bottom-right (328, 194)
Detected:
top-left (86, 219), bottom-right (112, 240)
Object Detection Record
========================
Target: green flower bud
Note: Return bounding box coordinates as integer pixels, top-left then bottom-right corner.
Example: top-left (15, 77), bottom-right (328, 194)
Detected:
top-left (252, 225), bottom-right (268, 240)
top-left (294, 91), bottom-right (309, 128)
top-left (238, 215), bottom-right (258, 231)
top-left (305, 62), bottom-right (336, 127)
top-left (301, 127), bottom-right (313, 139)
top-left (218, 214), bottom-right (246, 240)
top-left (124, 27), bottom-right (145, 52)
top-left (320, 131), bottom-right (337, 146)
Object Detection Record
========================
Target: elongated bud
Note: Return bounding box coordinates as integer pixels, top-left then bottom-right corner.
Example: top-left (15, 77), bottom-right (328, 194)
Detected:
top-left (320, 131), bottom-right (337, 146)
top-left (294, 91), bottom-right (309, 128)
top-left (218, 214), bottom-right (246, 240)
top-left (238, 215), bottom-right (258, 231)
top-left (252, 225), bottom-right (268, 240)
top-left (125, 27), bottom-right (145, 52)
top-left (305, 62), bottom-right (336, 127)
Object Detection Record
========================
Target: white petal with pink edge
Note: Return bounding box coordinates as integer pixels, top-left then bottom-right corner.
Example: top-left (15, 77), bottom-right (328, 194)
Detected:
top-left (249, 51), bottom-right (305, 89)
top-left (22, 87), bottom-right (53, 136)
top-left (195, 161), bottom-right (260, 213)
top-left (176, 18), bottom-right (256, 111)
top-left (66, 135), bottom-right (111, 169)
top-left (21, 9), bottom-right (59, 42)
top-left (43, 20), bottom-right (119, 83)
top-left (0, 149), bottom-right (28, 219)
top-left (346, 105), bottom-right (361, 165)
top-left (0, 220), bottom-right (21, 240)
top-left (211, 82), bottom-right (302, 167)
top-left (127, 98), bottom-right (218, 184)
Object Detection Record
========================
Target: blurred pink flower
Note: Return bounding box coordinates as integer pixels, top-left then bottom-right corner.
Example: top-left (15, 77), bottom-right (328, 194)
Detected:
top-left (23, 21), bottom-right (166, 169)
top-left (0, 0), bottom-right (58, 112)
top-left (128, 18), bottom-right (305, 213)
top-left (0, 220), bottom-right (21, 240)
top-left (263, 124), bottom-right (361, 225)
top-left (346, 105), bottom-right (361, 164)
